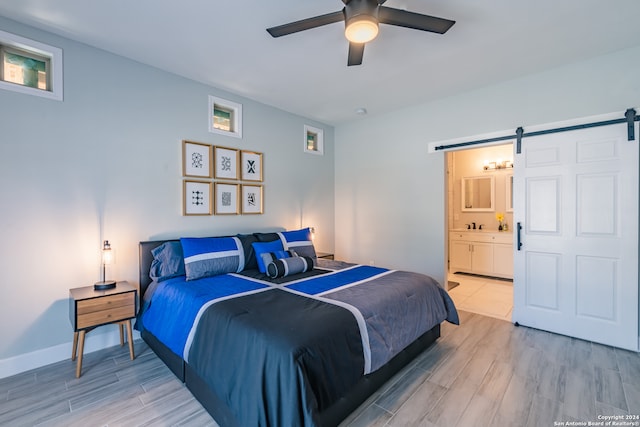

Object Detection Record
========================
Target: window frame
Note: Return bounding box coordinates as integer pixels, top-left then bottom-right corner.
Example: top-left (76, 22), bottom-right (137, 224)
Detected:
top-left (0, 29), bottom-right (63, 101)
top-left (304, 124), bottom-right (324, 155)
top-left (208, 95), bottom-right (242, 138)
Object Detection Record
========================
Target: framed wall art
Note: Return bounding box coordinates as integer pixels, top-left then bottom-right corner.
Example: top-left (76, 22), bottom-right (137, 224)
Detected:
top-left (304, 124), bottom-right (324, 155)
top-left (241, 184), bottom-right (263, 214)
top-left (214, 182), bottom-right (239, 215)
top-left (183, 180), bottom-right (212, 215)
top-left (241, 150), bottom-right (263, 182)
top-left (208, 95), bottom-right (242, 139)
top-left (182, 140), bottom-right (212, 178)
top-left (214, 146), bottom-right (239, 180)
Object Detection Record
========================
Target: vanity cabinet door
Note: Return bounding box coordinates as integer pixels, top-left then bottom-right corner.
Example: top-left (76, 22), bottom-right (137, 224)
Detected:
top-left (450, 241), bottom-right (472, 272)
top-left (470, 242), bottom-right (493, 275)
top-left (493, 243), bottom-right (514, 277)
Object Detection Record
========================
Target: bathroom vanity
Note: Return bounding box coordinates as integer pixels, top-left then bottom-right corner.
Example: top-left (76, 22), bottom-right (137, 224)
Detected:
top-left (449, 230), bottom-right (513, 279)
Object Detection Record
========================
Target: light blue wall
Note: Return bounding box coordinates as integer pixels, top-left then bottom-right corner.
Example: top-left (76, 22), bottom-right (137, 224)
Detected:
top-left (3, 14), bottom-right (640, 372)
top-left (334, 44), bottom-right (640, 286)
top-left (0, 17), bottom-right (334, 363)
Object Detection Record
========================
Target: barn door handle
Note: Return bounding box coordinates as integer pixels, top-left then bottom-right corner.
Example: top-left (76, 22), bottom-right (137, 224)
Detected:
top-left (517, 222), bottom-right (523, 250)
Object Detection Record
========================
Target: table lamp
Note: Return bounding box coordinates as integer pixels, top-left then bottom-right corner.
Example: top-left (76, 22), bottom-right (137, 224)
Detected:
top-left (94, 240), bottom-right (116, 290)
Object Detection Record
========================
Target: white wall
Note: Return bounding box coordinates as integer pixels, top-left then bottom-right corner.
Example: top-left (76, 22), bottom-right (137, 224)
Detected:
top-left (335, 44), bottom-right (640, 286)
top-left (0, 17), bottom-right (334, 375)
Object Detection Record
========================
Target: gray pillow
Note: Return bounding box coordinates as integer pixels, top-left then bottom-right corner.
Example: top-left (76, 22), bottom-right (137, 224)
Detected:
top-left (180, 237), bottom-right (244, 281)
top-left (149, 241), bottom-right (185, 282)
top-left (266, 255), bottom-right (314, 279)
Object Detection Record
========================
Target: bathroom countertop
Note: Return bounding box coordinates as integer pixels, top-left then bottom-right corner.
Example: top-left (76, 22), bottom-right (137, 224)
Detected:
top-left (450, 228), bottom-right (513, 234)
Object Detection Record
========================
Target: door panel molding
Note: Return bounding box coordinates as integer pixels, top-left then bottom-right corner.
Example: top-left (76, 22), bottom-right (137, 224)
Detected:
top-left (525, 251), bottom-right (561, 311)
top-left (576, 256), bottom-right (618, 321)
top-left (526, 176), bottom-right (561, 234)
top-left (576, 173), bottom-right (618, 236)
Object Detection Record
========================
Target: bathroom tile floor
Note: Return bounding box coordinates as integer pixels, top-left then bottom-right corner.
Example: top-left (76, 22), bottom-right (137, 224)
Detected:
top-left (447, 272), bottom-right (513, 322)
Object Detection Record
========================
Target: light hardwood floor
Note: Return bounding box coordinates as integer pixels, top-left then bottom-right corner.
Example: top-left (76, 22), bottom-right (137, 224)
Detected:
top-left (2, 311), bottom-right (639, 426)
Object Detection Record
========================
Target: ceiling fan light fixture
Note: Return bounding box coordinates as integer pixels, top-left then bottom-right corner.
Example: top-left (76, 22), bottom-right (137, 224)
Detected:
top-left (345, 15), bottom-right (379, 43)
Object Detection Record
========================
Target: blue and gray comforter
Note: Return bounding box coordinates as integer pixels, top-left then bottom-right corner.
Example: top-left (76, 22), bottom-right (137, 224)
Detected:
top-left (139, 260), bottom-right (458, 427)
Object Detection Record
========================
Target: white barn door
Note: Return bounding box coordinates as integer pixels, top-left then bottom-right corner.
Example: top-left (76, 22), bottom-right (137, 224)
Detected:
top-left (513, 116), bottom-right (639, 351)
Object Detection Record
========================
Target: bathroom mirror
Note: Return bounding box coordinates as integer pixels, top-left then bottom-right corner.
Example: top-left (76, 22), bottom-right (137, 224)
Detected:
top-left (506, 174), bottom-right (513, 212)
top-left (461, 175), bottom-right (495, 212)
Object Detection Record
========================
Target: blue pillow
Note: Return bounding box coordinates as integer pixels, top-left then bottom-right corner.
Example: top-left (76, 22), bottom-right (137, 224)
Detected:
top-left (252, 240), bottom-right (287, 273)
top-left (149, 241), bottom-right (185, 282)
top-left (266, 255), bottom-right (314, 279)
top-left (180, 237), bottom-right (244, 281)
top-left (278, 228), bottom-right (317, 260)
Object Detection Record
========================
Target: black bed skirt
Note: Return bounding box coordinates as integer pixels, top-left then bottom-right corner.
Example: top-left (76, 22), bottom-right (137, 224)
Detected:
top-left (143, 323), bottom-right (440, 427)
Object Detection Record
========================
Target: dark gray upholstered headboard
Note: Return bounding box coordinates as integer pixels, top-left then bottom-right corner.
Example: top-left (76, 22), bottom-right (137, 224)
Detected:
top-left (139, 232), bottom-right (280, 298)
top-left (139, 239), bottom-right (178, 297)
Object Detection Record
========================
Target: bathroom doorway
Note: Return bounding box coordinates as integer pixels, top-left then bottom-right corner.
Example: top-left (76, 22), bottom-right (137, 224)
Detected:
top-left (446, 144), bottom-right (514, 321)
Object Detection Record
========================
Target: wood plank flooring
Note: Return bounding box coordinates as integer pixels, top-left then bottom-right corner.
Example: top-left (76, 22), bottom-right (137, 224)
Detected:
top-left (1, 311), bottom-right (638, 426)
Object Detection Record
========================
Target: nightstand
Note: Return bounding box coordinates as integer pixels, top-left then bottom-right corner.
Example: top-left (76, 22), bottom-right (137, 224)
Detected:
top-left (317, 252), bottom-right (334, 260)
top-left (69, 281), bottom-right (137, 377)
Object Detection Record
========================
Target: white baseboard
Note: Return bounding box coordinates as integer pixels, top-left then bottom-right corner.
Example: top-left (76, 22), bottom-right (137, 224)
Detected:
top-left (0, 328), bottom-right (141, 379)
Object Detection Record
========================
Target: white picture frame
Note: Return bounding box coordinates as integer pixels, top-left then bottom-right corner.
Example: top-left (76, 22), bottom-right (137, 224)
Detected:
top-left (208, 95), bottom-right (242, 139)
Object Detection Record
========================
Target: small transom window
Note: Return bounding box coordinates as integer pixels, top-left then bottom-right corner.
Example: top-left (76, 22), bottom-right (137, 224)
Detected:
top-left (0, 30), bottom-right (63, 101)
top-left (208, 95), bottom-right (242, 138)
top-left (1, 46), bottom-right (50, 91)
top-left (213, 105), bottom-right (233, 132)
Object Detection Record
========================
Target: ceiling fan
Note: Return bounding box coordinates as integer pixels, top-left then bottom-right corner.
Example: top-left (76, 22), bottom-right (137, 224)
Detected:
top-left (266, 0), bottom-right (455, 66)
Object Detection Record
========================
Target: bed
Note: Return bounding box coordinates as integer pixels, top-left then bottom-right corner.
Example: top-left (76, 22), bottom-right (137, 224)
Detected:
top-left (137, 229), bottom-right (458, 427)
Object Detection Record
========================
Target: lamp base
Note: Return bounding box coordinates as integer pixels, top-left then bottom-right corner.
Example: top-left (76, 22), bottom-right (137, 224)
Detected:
top-left (94, 280), bottom-right (117, 291)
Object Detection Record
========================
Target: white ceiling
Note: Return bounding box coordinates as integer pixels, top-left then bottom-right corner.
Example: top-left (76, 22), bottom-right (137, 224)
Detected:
top-left (1, 0), bottom-right (639, 125)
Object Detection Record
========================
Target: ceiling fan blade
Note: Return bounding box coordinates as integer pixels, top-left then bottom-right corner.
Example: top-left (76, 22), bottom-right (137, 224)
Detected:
top-left (378, 7), bottom-right (455, 34)
top-left (347, 42), bottom-right (365, 66)
top-left (267, 10), bottom-right (344, 37)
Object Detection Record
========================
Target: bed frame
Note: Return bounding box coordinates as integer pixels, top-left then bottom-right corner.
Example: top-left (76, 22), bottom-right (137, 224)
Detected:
top-left (138, 238), bottom-right (441, 427)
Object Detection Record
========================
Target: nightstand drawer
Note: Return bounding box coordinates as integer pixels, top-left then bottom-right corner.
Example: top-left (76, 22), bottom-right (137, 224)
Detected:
top-left (69, 282), bottom-right (137, 331)
top-left (77, 292), bottom-right (133, 315)
top-left (77, 303), bottom-right (135, 329)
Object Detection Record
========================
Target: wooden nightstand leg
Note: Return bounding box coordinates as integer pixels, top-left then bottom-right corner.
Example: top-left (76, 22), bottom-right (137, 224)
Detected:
top-left (75, 330), bottom-right (86, 378)
top-left (125, 319), bottom-right (135, 360)
top-left (119, 323), bottom-right (125, 347)
top-left (71, 331), bottom-right (78, 361)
